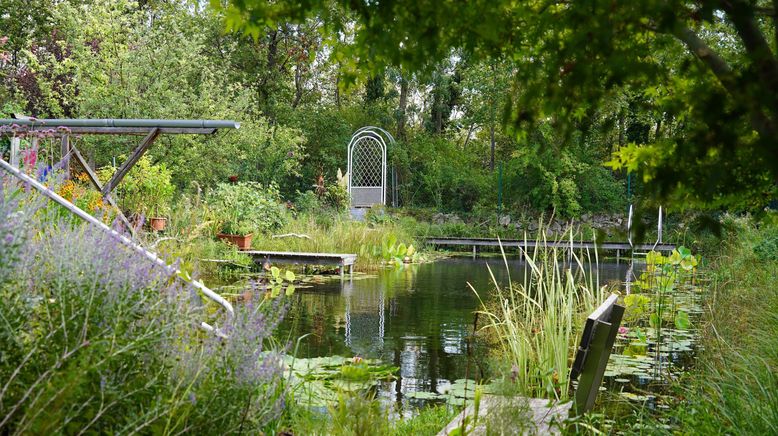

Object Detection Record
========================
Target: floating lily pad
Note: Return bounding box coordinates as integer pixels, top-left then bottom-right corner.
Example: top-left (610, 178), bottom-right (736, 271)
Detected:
top-left (404, 391), bottom-right (443, 400)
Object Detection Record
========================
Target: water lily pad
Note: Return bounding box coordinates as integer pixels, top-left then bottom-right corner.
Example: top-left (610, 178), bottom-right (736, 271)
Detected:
top-left (404, 391), bottom-right (442, 400)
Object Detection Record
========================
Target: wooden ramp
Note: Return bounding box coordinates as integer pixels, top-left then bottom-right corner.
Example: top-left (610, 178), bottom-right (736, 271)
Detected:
top-left (243, 251), bottom-right (357, 278)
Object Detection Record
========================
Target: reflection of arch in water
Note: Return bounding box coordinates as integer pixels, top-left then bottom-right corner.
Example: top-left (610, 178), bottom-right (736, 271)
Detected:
top-left (342, 280), bottom-right (385, 356)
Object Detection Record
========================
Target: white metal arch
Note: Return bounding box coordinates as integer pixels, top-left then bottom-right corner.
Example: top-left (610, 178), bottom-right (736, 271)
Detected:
top-left (347, 127), bottom-right (394, 208)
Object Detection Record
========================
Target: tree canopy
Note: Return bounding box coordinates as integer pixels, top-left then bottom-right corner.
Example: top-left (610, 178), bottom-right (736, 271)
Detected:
top-left (222, 0), bottom-right (778, 211)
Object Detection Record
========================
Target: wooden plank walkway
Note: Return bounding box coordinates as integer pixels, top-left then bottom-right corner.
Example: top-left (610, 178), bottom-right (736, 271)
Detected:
top-left (243, 251), bottom-right (357, 278)
top-left (425, 237), bottom-right (676, 253)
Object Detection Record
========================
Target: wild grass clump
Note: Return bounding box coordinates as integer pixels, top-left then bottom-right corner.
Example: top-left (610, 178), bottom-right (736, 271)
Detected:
top-left (473, 225), bottom-right (605, 400)
top-left (249, 214), bottom-right (419, 269)
top-left (0, 178), bottom-right (288, 434)
top-left (667, 218), bottom-right (778, 434)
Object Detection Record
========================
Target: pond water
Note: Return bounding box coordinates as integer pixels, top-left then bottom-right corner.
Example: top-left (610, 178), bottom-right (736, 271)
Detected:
top-left (270, 257), bottom-right (632, 411)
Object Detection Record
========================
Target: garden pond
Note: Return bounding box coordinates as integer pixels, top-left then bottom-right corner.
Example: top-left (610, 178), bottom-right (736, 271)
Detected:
top-left (212, 255), bottom-right (704, 418)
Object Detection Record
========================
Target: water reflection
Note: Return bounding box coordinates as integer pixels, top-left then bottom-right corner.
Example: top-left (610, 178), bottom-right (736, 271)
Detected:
top-left (280, 257), bottom-right (629, 406)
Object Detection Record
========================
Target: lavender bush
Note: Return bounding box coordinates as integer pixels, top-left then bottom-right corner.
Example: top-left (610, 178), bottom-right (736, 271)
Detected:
top-left (0, 175), bottom-right (289, 434)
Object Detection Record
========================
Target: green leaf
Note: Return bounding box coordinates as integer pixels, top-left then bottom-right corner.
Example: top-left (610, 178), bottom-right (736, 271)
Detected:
top-left (674, 310), bottom-right (690, 330)
top-left (285, 270), bottom-right (296, 282)
top-left (271, 266), bottom-right (281, 278)
top-left (285, 284), bottom-right (296, 296)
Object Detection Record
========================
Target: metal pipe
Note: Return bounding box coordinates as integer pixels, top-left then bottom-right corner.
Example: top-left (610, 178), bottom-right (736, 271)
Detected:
top-left (0, 158), bottom-right (234, 329)
top-left (0, 119), bottom-right (240, 129)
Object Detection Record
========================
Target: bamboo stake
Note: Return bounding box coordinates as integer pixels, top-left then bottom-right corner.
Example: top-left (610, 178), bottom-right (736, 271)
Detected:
top-left (0, 158), bottom-right (234, 331)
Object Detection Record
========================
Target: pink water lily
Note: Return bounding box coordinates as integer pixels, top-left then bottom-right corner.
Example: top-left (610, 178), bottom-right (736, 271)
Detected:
top-left (618, 326), bottom-right (629, 335)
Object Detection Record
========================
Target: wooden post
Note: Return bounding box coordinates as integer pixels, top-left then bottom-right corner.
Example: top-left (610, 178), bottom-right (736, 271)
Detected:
top-left (61, 135), bottom-right (70, 179)
top-left (472, 245), bottom-right (477, 259)
top-left (616, 249), bottom-right (620, 264)
top-left (9, 137), bottom-right (20, 167)
top-left (102, 128), bottom-right (160, 195)
top-left (71, 145), bottom-right (134, 235)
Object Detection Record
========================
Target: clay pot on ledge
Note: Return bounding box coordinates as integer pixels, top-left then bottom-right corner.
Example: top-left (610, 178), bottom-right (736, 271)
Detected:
top-left (149, 217), bottom-right (167, 232)
top-left (217, 232), bottom-right (253, 250)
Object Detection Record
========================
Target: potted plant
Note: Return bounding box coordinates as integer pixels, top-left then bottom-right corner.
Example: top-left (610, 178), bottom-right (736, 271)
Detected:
top-left (216, 217), bottom-right (254, 250)
top-left (209, 182), bottom-right (287, 250)
top-left (148, 203), bottom-right (170, 232)
top-left (98, 156), bottom-right (174, 231)
top-left (146, 171), bottom-right (174, 231)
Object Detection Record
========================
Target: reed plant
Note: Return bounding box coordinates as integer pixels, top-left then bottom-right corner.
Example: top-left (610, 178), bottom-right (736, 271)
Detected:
top-left (472, 223), bottom-right (606, 400)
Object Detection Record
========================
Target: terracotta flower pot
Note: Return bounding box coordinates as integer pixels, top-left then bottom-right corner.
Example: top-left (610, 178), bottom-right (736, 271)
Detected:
top-left (217, 233), bottom-right (253, 250)
top-left (149, 217), bottom-right (167, 231)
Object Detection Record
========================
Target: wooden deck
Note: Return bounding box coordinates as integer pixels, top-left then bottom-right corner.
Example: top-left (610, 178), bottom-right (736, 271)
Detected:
top-left (243, 251), bottom-right (357, 278)
top-left (425, 237), bottom-right (675, 253)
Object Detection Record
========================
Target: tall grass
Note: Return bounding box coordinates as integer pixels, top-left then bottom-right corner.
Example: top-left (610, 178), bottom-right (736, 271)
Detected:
top-left (668, 217), bottom-right (778, 434)
top-left (150, 194), bottom-right (419, 271)
top-left (472, 224), bottom-right (605, 400)
top-left (249, 214), bottom-right (418, 269)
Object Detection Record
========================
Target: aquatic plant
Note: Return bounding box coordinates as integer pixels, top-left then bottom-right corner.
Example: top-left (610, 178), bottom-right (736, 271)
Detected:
top-left (360, 232), bottom-right (419, 267)
top-left (472, 225), bottom-right (605, 400)
top-left (634, 247), bottom-right (699, 375)
top-left (284, 355), bottom-right (397, 407)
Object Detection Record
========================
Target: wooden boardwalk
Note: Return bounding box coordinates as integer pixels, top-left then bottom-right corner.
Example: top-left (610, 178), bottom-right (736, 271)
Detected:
top-left (243, 251), bottom-right (357, 278)
top-left (425, 237), bottom-right (675, 255)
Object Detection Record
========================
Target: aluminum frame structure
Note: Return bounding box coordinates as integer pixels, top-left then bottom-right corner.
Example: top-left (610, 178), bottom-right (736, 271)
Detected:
top-left (346, 126), bottom-right (394, 208)
top-left (0, 118), bottom-right (239, 236)
top-left (0, 157), bottom-right (233, 336)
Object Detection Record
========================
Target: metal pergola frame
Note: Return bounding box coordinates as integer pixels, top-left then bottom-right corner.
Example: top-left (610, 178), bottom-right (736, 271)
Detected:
top-left (346, 126), bottom-right (394, 208)
top-left (0, 118), bottom-right (240, 234)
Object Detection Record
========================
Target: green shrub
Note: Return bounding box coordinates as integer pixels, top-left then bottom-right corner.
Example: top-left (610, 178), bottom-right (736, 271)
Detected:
top-left (97, 155), bottom-right (174, 217)
top-left (208, 182), bottom-right (287, 235)
top-left (753, 228), bottom-right (778, 261)
top-left (294, 190), bottom-right (322, 214)
top-left (325, 169), bottom-right (351, 212)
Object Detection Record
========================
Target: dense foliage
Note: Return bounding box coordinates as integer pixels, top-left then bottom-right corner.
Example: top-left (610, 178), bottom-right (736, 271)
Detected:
top-left (222, 0), bottom-right (778, 212)
top-left (0, 0), bottom-right (646, 218)
top-left (208, 181), bottom-right (287, 235)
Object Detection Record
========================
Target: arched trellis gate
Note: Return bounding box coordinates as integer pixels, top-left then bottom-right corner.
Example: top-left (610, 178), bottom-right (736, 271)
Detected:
top-left (346, 126), bottom-right (395, 208)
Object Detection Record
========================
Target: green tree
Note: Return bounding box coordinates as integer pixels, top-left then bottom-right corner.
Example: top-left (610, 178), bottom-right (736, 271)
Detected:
top-left (221, 0), bottom-right (778, 210)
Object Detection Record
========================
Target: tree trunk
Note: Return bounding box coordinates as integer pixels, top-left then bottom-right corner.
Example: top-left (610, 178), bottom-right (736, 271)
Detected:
top-left (489, 60), bottom-right (497, 171)
top-left (334, 64), bottom-right (341, 109)
top-left (292, 64), bottom-right (303, 108)
top-left (397, 75), bottom-right (408, 140)
top-left (435, 99), bottom-right (443, 134)
top-left (490, 123), bottom-right (496, 171)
